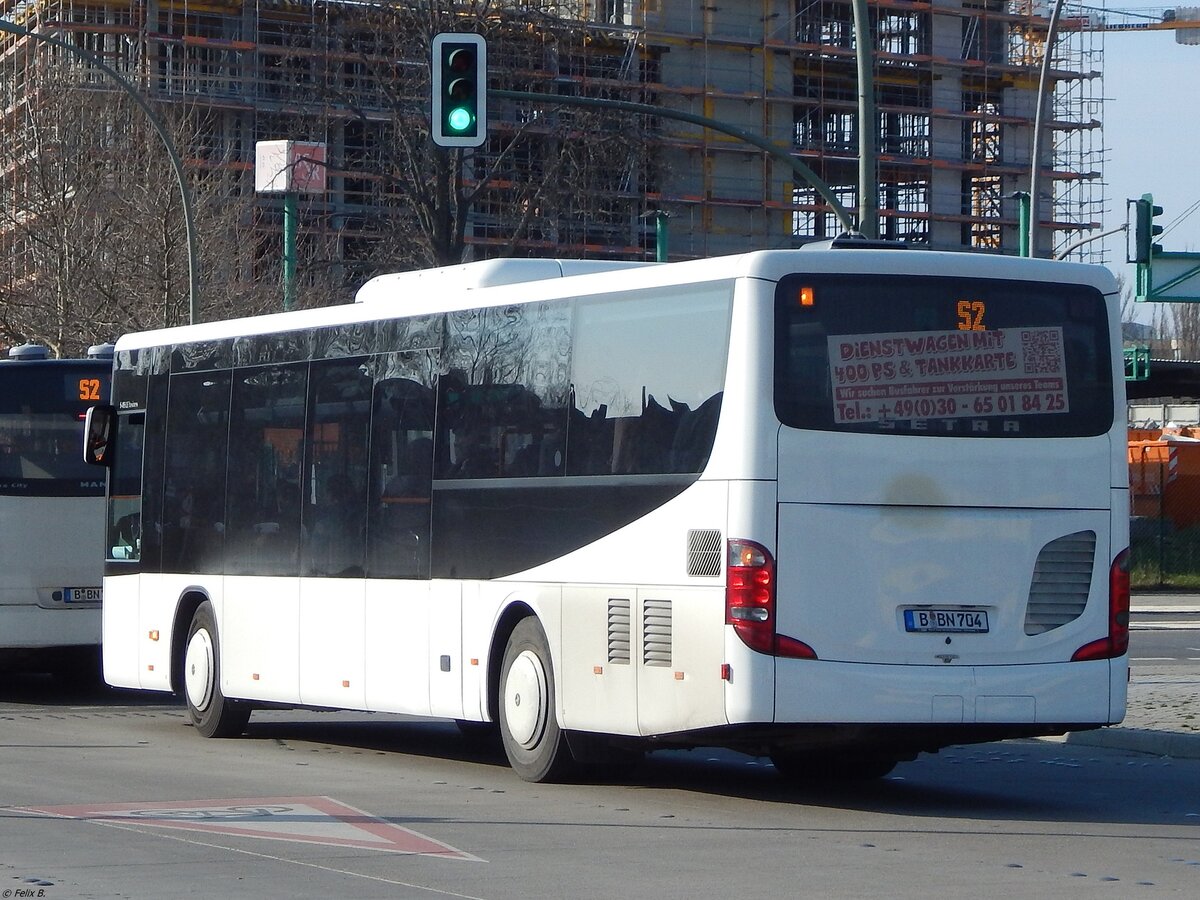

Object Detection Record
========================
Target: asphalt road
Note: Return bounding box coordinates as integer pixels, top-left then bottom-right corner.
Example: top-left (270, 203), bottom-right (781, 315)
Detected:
top-left (2, 670), bottom-right (1199, 900)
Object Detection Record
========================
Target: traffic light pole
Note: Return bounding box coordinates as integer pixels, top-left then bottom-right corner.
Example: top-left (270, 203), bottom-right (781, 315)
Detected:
top-left (490, 89), bottom-right (857, 235)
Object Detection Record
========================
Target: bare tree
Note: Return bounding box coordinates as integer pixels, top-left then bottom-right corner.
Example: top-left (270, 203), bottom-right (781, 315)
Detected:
top-left (1166, 304), bottom-right (1200, 360)
top-left (1, 3), bottom-right (658, 352)
top-left (0, 75), bottom-right (286, 354)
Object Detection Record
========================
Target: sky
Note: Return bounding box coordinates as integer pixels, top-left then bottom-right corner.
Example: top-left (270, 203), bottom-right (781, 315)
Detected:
top-left (1099, 24), bottom-right (1200, 320)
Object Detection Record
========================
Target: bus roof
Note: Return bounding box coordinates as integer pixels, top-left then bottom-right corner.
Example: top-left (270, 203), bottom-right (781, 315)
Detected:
top-left (112, 249), bottom-right (1118, 352)
top-left (355, 258), bottom-right (651, 301)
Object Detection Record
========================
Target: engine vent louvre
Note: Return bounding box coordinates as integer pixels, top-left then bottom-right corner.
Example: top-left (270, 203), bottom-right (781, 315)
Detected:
top-left (1024, 530), bottom-right (1096, 636)
top-left (643, 598), bottom-right (672, 667)
top-left (607, 597), bottom-right (631, 664)
top-left (687, 529), bottom-right (723, 577)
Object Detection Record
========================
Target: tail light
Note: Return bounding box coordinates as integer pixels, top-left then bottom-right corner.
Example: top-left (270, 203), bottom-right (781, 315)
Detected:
top-left (1071, 548), bottom-right (1131, 661)
top-left (725, 539), bottom-right (815, 659)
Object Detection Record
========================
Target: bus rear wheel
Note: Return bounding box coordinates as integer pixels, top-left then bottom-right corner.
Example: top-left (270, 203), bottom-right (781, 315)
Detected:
top-left (498, 617), bottom-right (572, 782)
top-left (183, 601), bottom-right (250, 738)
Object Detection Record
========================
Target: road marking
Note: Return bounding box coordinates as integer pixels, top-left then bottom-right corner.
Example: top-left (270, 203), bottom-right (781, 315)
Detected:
top-left (17, 796), bottom-right (481, 860)
top-left (1130, 622), bottom-right (1200, 630)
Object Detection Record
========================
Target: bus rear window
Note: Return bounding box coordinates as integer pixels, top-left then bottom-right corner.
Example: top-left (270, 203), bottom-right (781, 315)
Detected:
top-left (774, 274), bottom-right (1114, 438)
top-left (0, 364), bottom-right (111, 495)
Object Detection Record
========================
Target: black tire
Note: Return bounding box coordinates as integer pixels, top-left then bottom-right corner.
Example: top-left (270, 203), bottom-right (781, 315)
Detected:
top-left (183, 601), bottom-right (250, 738)
top-left (770, 750), bottom-right (897, 782)
top-left (497, 617), bottom-right (573, 782)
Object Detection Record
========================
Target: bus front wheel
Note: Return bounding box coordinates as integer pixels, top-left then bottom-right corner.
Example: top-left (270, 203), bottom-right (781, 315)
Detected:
top-left (498, 617), bottom-right (572, 782)
top-left (183, 601), bottom-right (250, 738)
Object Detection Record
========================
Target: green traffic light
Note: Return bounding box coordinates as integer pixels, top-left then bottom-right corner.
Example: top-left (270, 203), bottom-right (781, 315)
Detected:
top-left (447, 106), bottom-right (474, 133)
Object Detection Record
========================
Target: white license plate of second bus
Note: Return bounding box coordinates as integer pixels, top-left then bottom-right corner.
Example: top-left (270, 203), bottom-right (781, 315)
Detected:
top-left (903, 609), bottom-right (989, 634)
top-left (62, 587), bottom-right (103, 603)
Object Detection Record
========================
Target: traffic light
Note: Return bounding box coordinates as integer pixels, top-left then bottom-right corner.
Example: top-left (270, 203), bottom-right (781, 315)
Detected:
top-left (1133, 193), bottom-right (1164, 265)
top-left (431, 33), bottom-right (487, 148)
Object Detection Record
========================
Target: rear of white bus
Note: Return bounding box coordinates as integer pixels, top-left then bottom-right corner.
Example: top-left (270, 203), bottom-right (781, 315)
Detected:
top-left (0, 353), bottom-right (110, 675)
top-left (725, 251), bottom-right (1128, 771)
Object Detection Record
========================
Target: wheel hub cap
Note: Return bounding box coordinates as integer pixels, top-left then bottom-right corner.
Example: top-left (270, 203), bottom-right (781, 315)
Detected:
top-left (504, 649), bottom-right (547, 749)
top-left (184, 628), bottom-right (215, 712)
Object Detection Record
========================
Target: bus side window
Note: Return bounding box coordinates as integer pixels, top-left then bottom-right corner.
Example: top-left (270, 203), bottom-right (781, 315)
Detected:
top-left (106, 412), bottom-right (145, 561)
top-left (368, 369), bottom-right (436, 579)
top-left (226, 363), bottom-right (306, 577)
top-left (302, 359), bottom-right (371, 578)
top-left (160, 373), bottom-right (230, 574)
top-left (437, 302), bottom-right (570, 480)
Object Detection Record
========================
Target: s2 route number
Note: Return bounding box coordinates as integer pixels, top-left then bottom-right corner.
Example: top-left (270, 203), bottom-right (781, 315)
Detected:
top-left (956, 299), bottom-right (985, 331)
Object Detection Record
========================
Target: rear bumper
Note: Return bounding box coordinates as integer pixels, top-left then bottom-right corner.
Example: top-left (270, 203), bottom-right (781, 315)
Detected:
top-left (770, 656), bottom-right (1126, 726)
top-left (0, 603), bottom-right (101, 650)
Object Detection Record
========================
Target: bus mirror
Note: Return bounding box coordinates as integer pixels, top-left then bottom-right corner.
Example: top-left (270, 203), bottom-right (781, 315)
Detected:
top-left (84, 404), bottom-right (117, 467)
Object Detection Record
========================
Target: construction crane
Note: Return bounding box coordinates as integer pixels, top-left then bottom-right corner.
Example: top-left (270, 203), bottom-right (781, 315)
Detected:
top-left (1064, 6), bottom-right (1200, 42)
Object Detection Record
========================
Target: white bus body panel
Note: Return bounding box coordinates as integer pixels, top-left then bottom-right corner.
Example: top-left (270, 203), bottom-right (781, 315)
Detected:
top-left (299, 579), bottom-right (366, 709)
top-left (101, 573), bottom-right (140, 688)
top-left (772, 658), bottom-right (1116, 724)
top-left (1, 496), bottom-right (104, 649)
top-left (429, 580), bottom-right (464, 720)
top-left (517, 479), bottom-right (731, 736)
top-left (776, 503), bottom-right (1110, 666)
top-left (364, 580), bottom-right (431, 715)
top-left (222, 577), bottom-right (300, 702)
top-left (559, 585), bottom-right (641, 734)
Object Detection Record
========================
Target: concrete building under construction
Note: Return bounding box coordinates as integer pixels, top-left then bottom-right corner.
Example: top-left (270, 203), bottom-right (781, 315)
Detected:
top-left (1, 0), bottom-right (1106, 277)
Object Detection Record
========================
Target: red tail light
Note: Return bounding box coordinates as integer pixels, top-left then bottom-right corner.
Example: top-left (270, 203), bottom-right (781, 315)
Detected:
top-left (1071, 548), bottom-right (1131, 661)
top-left (726, 539), bottom-right (815, 659)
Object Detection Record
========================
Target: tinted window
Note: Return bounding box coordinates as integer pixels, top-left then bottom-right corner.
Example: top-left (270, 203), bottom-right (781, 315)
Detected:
top-left (0, 362), bottom-right (111, 496)
top-left (302, 359), bottom-right (371, 577)
top-left (138, 370), bottom-right (169, 572)
top-left (368, 353), bottom-right (437, 579)
top-left (225, 364), bottom-right (307, 576)
top-left (171, 339), bottom-right (232, 373)
top-left (437, 302), bottom-right (571, 479)
top-left (106, 412), bottom-right (144, 561)
top-left (774, 274), bottom-right (1114, 438)
top-left (160, 371), bottom-right (230, 574)
top-left (567, 282), bottom-right (733, 475)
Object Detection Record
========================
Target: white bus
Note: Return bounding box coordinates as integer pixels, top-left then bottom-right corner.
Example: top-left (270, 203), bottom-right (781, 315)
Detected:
top-left (85, 244), bottom-right (1129, 781)
top-left (1, 343), bottom-right (112, 677)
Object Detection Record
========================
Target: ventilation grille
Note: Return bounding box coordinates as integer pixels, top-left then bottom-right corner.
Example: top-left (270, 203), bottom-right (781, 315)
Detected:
top-left (1024, 530), bottom-right (1096, 636)
top-left (688, 529), bottom-right (723, 577)
top-left (608, 597), bottom-right (631, 664)
top-left (643, 598), bottom-right (672, 667)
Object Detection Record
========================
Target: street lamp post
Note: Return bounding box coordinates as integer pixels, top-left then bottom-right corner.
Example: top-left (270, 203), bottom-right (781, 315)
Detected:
top-left (1028, 0), bottom-right (1066, 259)
top-left (851, 0), bottom-right (878, 240)
top-left (0, 17), bottom-right (201, 324)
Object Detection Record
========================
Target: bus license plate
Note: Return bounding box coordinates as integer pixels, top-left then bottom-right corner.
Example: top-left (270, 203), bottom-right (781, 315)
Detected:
top-left (904, 609), bottom-right (988, 634)
top-left (63, 587), bottom-right (102, 603)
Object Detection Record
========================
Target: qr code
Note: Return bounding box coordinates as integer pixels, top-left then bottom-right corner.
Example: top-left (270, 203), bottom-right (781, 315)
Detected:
top-left (1021, 329), bottom-right (1063, 374)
